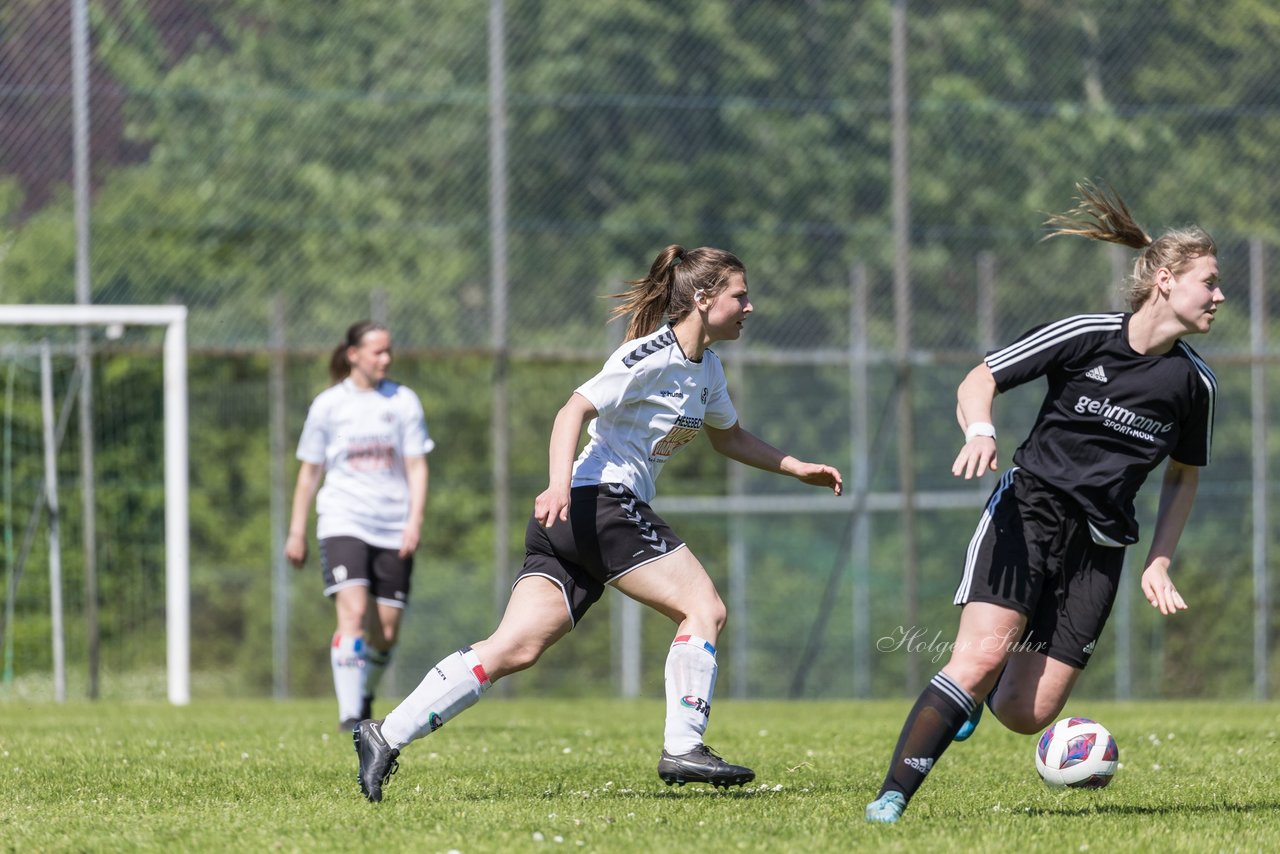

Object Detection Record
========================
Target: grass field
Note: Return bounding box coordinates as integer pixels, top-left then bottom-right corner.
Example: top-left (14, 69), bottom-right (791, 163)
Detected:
top-left (2, 697), bottom-right (1277, 852)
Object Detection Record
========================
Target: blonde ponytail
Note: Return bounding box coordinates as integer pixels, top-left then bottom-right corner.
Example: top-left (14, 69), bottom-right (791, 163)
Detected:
top-left (1045, 181), bottom-right (1215, 311)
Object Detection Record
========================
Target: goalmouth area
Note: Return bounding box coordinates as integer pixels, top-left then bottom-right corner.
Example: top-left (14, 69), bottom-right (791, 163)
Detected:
top-left (0, 304), bottom-right (189, 705)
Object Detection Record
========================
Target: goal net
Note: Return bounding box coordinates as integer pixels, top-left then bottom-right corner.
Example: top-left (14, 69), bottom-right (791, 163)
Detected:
top-left (0, 305), bottom-right (188, 704)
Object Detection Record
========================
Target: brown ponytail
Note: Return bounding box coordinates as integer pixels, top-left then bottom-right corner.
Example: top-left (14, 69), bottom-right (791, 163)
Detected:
top-left (608, 245), bottom-right (746, 340)
top-left (329, 320), bottom-right (388, 383)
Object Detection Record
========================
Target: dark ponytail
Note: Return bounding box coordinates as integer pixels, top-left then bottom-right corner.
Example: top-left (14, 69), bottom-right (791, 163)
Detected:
top-left (608, 245), bottom-right (745, 340)
top-left (329, 320), bottom-right (388, 383)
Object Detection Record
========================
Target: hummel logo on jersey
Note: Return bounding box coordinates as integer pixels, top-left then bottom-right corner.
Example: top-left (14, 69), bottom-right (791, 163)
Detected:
top-left (903, 757), bottom-right (934, 774)
top-left (1085, 365), bottom-right (1109, 383)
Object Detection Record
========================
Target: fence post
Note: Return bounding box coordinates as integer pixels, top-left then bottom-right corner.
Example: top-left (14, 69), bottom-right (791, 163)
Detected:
top-left (40, 342), bottom-right (66, 702)
top-left (270, 295), bottom-right (290, 699)
top-left (728, 360), bottom-right (749, 698)
top-left (1108, 245), bottom-right (1133, 699)
top-left (488, 0), bottom-right (513, 696)
top-left (850, 263), bottom-right (871, 697)
top-left (891, 0), bottom-right (919, 693)
top-left (1250, 236), bottom-right (1269, 700)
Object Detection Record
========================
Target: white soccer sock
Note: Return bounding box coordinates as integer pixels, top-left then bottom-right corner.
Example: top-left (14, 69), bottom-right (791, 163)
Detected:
top-left (380, 646), bottom-right (491, 750)
top-left (331, 633), bottom-right (365, 722)
top-left (361, 646), bottom-right (393, 701)
top-left (663, 634), bottom-right (718, 755)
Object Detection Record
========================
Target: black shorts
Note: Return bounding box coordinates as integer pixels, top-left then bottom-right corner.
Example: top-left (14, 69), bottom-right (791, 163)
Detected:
top-left (517, 484), bottom-right (686, 625)
top-left (319, 536), bottom-right (413, 608)
top-left (953, 467), bottom-right (1124, 669)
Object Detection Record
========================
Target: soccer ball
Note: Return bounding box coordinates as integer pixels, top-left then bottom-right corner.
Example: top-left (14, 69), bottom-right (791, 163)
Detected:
top-left (1034, 716), bottom-right (1119, 789)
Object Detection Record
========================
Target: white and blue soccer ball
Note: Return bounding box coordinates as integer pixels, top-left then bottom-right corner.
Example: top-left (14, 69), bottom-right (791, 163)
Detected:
top-left (1035, 716), bottom-right (1119, 789)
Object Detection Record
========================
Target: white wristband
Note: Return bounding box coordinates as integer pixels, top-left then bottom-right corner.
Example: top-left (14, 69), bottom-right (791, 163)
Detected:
top-left (964, 421), bottom-right (997, 442)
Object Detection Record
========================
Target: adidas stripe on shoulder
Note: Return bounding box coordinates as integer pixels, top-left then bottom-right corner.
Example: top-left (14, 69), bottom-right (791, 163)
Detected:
top-left (986, 313), bottom-right (1123, 374)
top-left (1175, 340), bottom-right (1218, 388)
top-left (1175, 339), bottom-right (1217, 463)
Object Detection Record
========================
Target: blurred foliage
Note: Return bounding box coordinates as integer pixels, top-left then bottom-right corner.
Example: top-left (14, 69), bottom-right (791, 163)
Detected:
top-left (1, 0), bottom-right (1277, 700)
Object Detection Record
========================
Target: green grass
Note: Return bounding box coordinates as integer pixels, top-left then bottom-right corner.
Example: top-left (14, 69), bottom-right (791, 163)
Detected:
top-left (1, 698), bottom-right (1278, 852)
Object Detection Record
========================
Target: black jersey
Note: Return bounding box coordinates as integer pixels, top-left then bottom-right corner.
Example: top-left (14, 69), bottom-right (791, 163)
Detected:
top-left (985, 312), bottom-right (1216, 546)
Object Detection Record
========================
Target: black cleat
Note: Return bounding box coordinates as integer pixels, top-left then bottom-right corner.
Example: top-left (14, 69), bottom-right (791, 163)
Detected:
top-left (338, 717), bottom-right (361, 733)
top-left (359, 695), bottom-right (373, 722)
top-left (354, 719), bottom-right (400, 802)
top-left (658, 745), bottom-right (755, 789)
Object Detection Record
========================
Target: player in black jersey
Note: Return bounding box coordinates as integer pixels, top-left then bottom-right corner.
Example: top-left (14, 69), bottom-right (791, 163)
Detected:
top-left (867, 183), bottom-right (1224, 823)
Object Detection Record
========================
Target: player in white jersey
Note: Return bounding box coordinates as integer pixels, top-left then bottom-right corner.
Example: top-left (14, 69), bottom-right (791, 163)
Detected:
top-left (354, 245), bottom-right (844, 801)
top-left (868, 183), bottom-right (1224, 823)
top-left (286, 321), bottom-right (433, 732)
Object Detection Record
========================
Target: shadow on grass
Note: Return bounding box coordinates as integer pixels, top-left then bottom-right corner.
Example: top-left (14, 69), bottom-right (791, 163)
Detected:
top-left (423, 786), bottom-right (780, 803)
top-left (1022, 801), bottom-right (1280, 817)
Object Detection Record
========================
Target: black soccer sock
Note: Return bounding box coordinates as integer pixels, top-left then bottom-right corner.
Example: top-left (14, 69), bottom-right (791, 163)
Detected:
top-left (878, 671), bottom-right (977, 803)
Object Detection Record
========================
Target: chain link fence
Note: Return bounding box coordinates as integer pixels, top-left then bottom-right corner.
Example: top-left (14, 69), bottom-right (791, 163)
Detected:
top-left (1, 0), bottom-right (1276, 702)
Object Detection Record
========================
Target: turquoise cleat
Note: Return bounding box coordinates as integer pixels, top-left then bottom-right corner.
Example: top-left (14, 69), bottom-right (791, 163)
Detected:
top-left (865, 790), bottom-right (907, 824)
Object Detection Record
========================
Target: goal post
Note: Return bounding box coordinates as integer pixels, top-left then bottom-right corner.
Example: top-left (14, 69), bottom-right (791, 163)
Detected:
top-left (0, 305), bottom-right (189, 705)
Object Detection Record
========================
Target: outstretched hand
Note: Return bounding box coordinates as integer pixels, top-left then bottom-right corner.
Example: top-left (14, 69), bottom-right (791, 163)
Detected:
top-left (791, 462), bottom-right (843, 495)
top-left (1141, 563), bottom-right (1188, 616)
top-left (952, 437), bottom-right (998, 480)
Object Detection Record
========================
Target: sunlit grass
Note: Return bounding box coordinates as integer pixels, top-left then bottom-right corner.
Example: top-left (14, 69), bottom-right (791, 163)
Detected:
top-left (1, 698), bottom-right (1277, 852)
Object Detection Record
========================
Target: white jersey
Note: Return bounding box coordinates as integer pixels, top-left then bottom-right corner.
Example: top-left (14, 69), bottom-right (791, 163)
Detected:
top-left (296, 378), bottom-right (434, 549)
top-left (572, 326), bottom-right (738, 503)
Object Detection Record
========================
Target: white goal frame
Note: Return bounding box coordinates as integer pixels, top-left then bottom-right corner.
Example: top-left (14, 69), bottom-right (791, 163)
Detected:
top-left (0, 305), bottom-right (189, 704)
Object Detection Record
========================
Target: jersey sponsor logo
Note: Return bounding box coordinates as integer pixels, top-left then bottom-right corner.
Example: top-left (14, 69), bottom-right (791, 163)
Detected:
top-left (651, 415), bottom-right (704, 458)
top-left (347, 435), bottom-right (396, 471)
top-left (680, 695), bottom-right (711, 718)
top-left (903, 757), bottom-right (934, 774)
top-left (1073, 395), bottom-right (1173, 441)
top-left (1085, 365), bottom-right (1109, 383)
